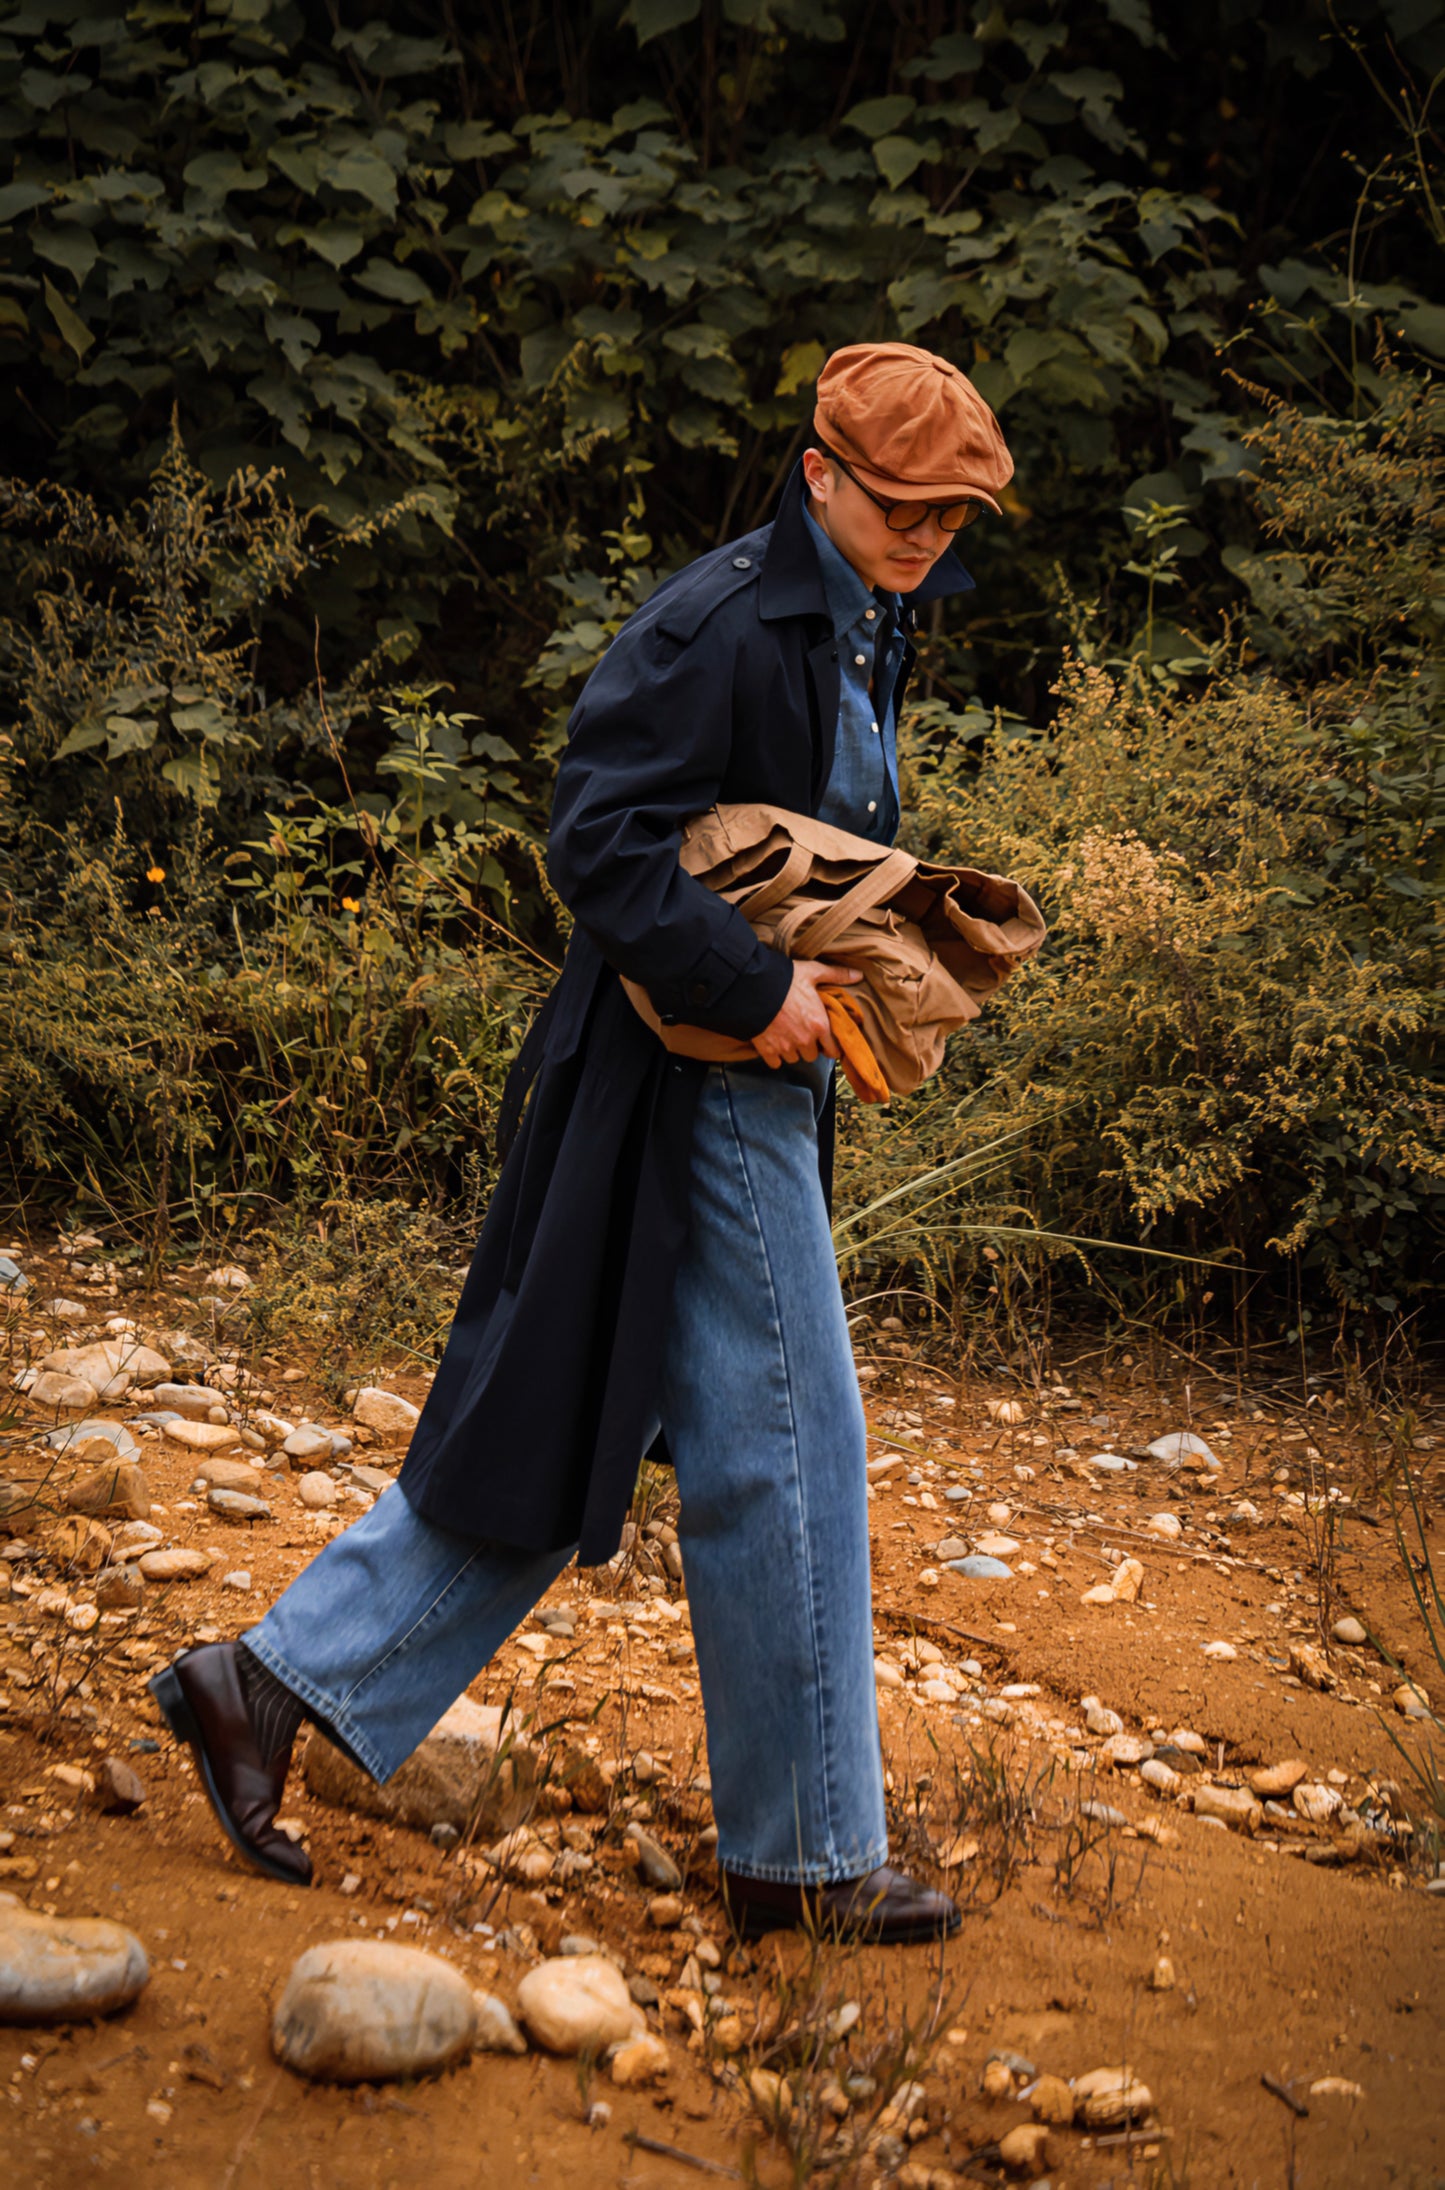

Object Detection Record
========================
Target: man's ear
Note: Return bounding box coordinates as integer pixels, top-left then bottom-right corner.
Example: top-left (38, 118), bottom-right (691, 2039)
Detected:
top-left (801, 445), bottom-right (831, 500)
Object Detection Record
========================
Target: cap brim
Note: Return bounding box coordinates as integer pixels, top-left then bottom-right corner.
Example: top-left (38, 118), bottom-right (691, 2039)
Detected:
top-left (843, 457), bottom-right (1003, 516)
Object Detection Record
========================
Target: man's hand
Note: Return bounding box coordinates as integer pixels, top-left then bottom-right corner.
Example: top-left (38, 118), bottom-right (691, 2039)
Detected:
top-left (752, 960), bottom-right (862, 1069)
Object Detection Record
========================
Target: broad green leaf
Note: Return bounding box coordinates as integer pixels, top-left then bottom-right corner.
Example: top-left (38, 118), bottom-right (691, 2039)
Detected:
top-left (662, 322), bottom-right (733, 358)
top-left (42, 274), bottom-right (93, 357)
top-left (54, 720), bottom-right (109, 758)
top-left (32, 224), bottom-right (100, 287)
top-left (183, 151), bottom-right (268, 196)
top-left (162, 749), bottom-right (221, 805)
top-left (622, 0), bottom-right (702, 41)
top-left (319, 147), bottom-right (400, 218)
top-left (264, 311), bottom-right (322, 371)
top-left (104, 714), bottom-right (159, 757)
top-left (281, 221), bottom-right (367, 268)
top-left (775, 339), bottom-right (825, 397)
top-left (19, 65), bottom-right (90, 109)
top-left (873, 135), bottom-right (931, 189)
top-left (247, 371), bottom-right (312, 449)
top-left (887, 268), bottom-right (965, 337)
top-left (903, 31), bottom-right (984, 80)
top-left (0, 180), bottom-right (49, 222)
top-left (172, 700), bottom-right (231, 740)
top-left (612, 100), bottom-right (672, 130)
top-left (271, 144), bottom-right (321, 194)
top-left (444, 122), bottom-right (516, 160)
top-left (355, 258), bottom-right (433, 305)
top-left (668, 403), bottom-right (738, 455)
top-left (1397, 299), bottom-right (1445, 357)
top-left (518, 327), bottom-right (573, 387)
top-left (841, 95), bottom-right (916, 139)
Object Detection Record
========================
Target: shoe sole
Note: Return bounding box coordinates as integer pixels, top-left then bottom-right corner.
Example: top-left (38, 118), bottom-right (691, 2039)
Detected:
top-left (149, 1665), bottom-right (309, 1888)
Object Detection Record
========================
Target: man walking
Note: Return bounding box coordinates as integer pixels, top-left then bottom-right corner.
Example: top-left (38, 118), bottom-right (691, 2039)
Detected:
top-left (152, 342), bottom-right (1015, 1944)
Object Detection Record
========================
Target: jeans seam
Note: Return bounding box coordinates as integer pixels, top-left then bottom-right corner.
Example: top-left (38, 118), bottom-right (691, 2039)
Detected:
top-left (719, 1068), bottom-right (842, 1874)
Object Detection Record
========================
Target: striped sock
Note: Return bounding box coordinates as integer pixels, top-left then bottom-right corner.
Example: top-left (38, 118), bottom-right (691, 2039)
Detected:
top-left (236, 1644), bottom-right (305, 1766)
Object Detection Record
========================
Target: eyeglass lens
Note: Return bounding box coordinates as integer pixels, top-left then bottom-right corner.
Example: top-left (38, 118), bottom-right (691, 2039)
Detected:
top-left (884, 498), bottom-right (980, 532)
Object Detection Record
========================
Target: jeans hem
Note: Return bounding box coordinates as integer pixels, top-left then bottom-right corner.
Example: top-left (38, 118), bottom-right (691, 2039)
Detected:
top-left (717, 1845), bottom-right (890, 1887)
top-left (242, 1630), bottom-right (393, 1786)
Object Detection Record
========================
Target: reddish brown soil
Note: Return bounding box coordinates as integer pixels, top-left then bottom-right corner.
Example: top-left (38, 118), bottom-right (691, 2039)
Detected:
top-left (2, 1266), bottom-right (1442, 2189)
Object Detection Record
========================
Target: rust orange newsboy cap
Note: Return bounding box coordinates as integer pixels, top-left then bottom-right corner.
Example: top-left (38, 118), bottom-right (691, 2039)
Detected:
top-left (813, 341), bottom-right (1013, 515)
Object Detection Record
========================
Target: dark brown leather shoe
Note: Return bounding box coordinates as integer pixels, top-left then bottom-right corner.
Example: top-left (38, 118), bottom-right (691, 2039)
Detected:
top-left (148, 1642), bottom-right (312, 1886)
top-left (719, 1863), bottom-right (960, 1945)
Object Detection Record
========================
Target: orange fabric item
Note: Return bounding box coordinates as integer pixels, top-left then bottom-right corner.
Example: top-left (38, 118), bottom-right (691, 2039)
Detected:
top-left (813, 341), bottom-right (1012, 513)
top-left (824, 988), bottom-right (891, 1106)
top-left (620, 804), bottom-right (1046, 1097)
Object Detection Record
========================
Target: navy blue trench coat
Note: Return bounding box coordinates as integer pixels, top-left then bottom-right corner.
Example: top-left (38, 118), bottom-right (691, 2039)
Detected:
top-left (398, 461), bottom-right (976, 1564)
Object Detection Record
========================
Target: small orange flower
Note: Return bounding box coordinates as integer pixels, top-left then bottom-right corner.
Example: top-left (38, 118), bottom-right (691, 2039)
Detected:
top-left (341, 896), bottom-right (362, 913)
top-left (146, 865), bottom-right (166, 883)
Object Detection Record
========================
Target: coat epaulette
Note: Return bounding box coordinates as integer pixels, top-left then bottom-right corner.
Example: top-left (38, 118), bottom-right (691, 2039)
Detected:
top-left (651, 531), bottom-right (768, 646)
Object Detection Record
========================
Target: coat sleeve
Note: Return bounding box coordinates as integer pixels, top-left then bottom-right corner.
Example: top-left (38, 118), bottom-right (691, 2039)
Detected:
top-left (547, 601), bottom-right (794, 1041)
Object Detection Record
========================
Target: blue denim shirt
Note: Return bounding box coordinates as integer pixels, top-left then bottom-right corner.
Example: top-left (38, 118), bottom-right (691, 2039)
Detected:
top-left (804, 491), bottom-right (906, 846)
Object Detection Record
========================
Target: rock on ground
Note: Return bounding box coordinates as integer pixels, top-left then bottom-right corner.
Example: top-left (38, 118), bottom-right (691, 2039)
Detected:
top-left (64, 1461), bottom-right (151, 1520)
top-left (26, 1373), bottom-right (97, 1411)
top-left (1192, 1783), bottom-right (1262, 1834)
top-left (283, 1426), bottom-right (333, 1464)
top-left (1250, 1759), bottom-right (1309, 1797)
top-left (351, 1387), bottom-right (421, 1438)
top-left (153, 1383), bottom-right (226, 1419)
top-left (515, 1955), bottom-right (644, 2055)
top-left (473, 1991), bottom-right (528, 2054)
top-left (610, 2033), bottom-right (670, 2087)
top-left (164, 1419), bottom-right (241, 1454)
top-left (626, 1825), bottom-right (682, 1891)
top-left (1073, 2065), bottom-right (1153, 2126)
top-left (40, 1340), bottom-right (171, 1395)
top-left (137, 1547), bottom-right (211, 1582)
top-left (0, 1893), bottom-right (149, 2024)
top-left (195, 1456), bottom-right (263, 1494)
top-left (272, 1940), bottom-right (477, 2083)
top-left (49, 1516), bottom-right (112, 1571)
top-left (98, 1757), bottom-right (147, 1814)
top-left (1029, 2073), bottom-right (1075, 2124)
top-left (94, 1565), bottom-right (145, 1610)
top-left (304, 1695), bottom-right (534, 1836)
top-left (207, 1488), bottom-right (271, 1521)
top-left (46, 1419), bottom-right (140, 1465)
top-left (998, 2122), bottom-right (1052, 2174)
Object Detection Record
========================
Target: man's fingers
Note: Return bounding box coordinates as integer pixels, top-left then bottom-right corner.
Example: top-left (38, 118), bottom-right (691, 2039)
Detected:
top-left (810, 962), bottom-right (863, 985)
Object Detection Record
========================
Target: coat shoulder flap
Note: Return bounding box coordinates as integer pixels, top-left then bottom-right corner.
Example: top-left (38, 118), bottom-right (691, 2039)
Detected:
top-left (651, 528), bottom-right (769, 646)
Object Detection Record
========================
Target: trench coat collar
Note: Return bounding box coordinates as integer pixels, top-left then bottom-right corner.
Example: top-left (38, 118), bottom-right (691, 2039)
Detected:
top-left (757, 459), bottom-right (977, 625)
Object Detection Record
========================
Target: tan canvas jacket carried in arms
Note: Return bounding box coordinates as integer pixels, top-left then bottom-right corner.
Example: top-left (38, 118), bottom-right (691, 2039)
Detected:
top-left (621, 803), bottom-right (1047, 1102)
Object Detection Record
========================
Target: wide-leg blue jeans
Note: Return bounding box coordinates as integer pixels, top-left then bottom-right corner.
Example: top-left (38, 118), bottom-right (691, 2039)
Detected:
top-left (246, 1060), bottom-right (888, 1883)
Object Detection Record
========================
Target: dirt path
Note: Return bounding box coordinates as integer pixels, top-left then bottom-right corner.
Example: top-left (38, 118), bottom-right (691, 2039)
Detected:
top-left (2, 1260), bottom-right (1441, 2187)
